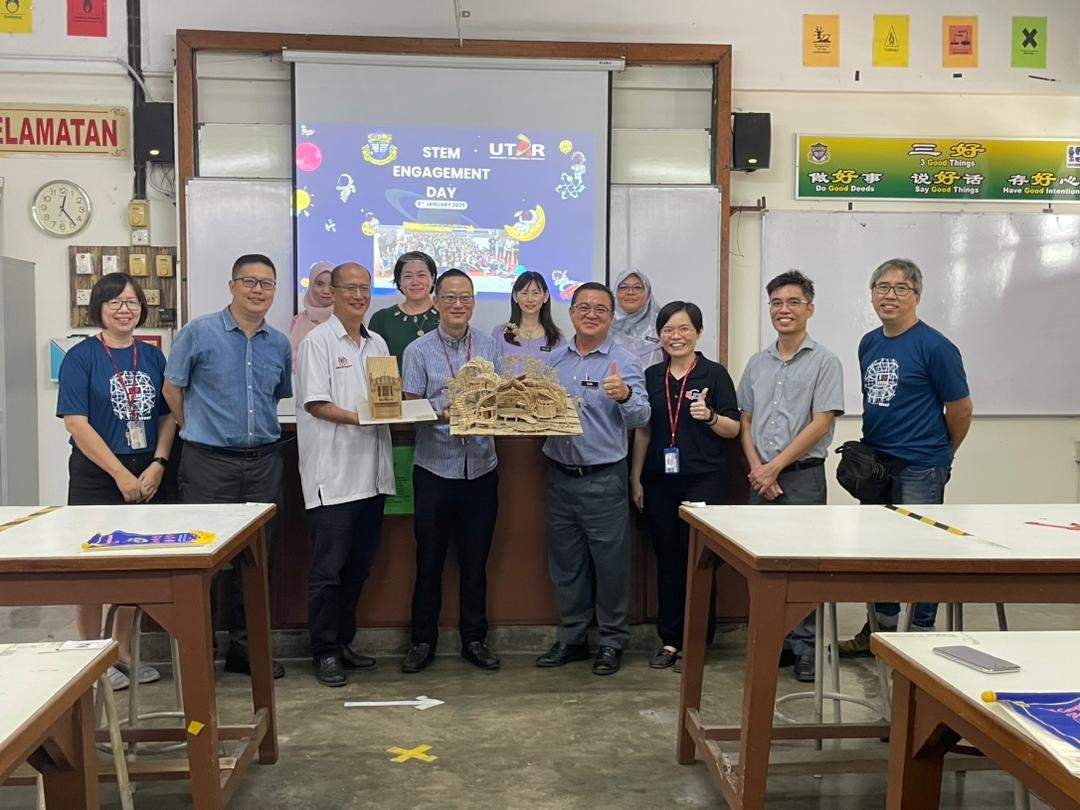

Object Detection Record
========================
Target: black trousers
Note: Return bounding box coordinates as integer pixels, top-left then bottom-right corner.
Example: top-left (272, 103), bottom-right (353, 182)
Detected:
top-left (178, 443), bottom-right (284, 650)
top-left (67, 446), bottom-right (162, 505)
top-left (642, 472), bottom-right (720, 650)
top-left (410, 466), bottom-right (498, 647)
top-left (307, 496), bottom-right (385, 658)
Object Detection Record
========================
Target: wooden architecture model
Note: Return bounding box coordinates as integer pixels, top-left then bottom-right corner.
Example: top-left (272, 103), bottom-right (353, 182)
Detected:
top-left (366, 356), bottom-right (403, 420)
top-left (448, 357), bottom-right (582, 436)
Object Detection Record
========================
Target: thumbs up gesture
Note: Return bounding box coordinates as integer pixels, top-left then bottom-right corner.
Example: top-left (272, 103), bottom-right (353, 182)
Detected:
top-left (690, 387), bottom-right (712, 421)
top-left (603, 360), bottom-right (629, 402)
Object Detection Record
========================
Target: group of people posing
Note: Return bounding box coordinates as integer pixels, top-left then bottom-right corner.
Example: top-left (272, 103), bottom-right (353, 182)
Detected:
top-left (56, 250), bottom-right (971, 689)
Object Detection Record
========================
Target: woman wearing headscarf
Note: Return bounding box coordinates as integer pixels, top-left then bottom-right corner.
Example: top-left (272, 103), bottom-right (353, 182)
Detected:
top-left (611, 269), bottom-right (663, 367)
top-left (290, 261), bottom-right (334, 364)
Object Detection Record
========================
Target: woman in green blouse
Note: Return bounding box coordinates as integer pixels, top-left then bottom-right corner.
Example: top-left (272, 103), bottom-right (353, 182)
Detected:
top-left (367, 251), bottom-right (440, 364)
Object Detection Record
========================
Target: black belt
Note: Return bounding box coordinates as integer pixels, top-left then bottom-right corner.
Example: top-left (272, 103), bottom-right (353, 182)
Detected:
top-left (550, 459), bottom-right (618, 478)
top-left (185, 440), bottom-right (287, 461)
top-left (780, 457), bottom-right (825, 475)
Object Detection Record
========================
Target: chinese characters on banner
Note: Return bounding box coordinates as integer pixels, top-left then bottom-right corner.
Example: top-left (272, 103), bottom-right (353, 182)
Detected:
top-left (795, 135), bottom-right (1080, 203)
top-left (942, 16), bottom-right (978, 68)
top-left (872, 15), bottom-right (908, 67)
top-left (803, 15), bottom-right (839, 68)
top-left (0, 0), bottom-right (32, 34)
top-left (68, 0), bottom-right (107, 38)
top-left (1012, 16), bottom-right (1047, 69)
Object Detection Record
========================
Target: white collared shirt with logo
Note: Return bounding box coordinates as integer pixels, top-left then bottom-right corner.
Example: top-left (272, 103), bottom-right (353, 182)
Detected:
top-left (296, 315), bottom-right (395, 510)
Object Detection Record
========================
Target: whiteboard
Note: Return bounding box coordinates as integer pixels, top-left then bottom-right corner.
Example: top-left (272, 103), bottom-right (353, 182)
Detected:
top-left (761, 211), bottom-right (1080, 416)
top-left (183, 178), bottom-right (294, 337)
top-left (610, 186), bottom-right (721, 360)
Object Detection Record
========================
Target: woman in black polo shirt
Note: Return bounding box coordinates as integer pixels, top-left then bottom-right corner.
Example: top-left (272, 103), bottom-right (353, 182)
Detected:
top-left (630, 301), bottom-right (740, 670)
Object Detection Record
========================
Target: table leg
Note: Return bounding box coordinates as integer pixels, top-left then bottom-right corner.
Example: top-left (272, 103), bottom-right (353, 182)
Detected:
top-left (736, 575), bottom-right (793, 810)
top-left (239, 527), bottom-right (278, 764)
top-left (168, 572), bottom-right (224, 810)
top-left (31, 690), bottom-right (98, 810)
top-left (886, 673), bottom-right (959, 810)
top-left (677, 526), bottom-right (715, 764)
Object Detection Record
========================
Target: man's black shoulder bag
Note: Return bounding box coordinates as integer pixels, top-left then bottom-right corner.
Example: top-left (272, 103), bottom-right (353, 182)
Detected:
top-left (834, 441), bottom-right (909, 504)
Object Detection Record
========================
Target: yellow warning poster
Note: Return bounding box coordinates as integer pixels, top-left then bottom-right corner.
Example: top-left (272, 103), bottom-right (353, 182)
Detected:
top-left (803, 15), bottom-right (840, 67)
top-left (0, 0), bottom-right (33, 34)
top-left (873, 14), bottom-right (909, 67)
top-left (943, 16), bottom-right (978, 68)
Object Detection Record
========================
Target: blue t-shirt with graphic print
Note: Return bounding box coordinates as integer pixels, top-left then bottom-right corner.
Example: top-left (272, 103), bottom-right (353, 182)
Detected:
top-left (859, 320), bottom-right (969, 467)
top-left (57, 336), bottom-right (170, 456)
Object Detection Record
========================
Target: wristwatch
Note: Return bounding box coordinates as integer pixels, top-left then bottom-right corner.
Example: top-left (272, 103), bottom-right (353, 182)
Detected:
top-left (152, 456), bottom-right (169, 468)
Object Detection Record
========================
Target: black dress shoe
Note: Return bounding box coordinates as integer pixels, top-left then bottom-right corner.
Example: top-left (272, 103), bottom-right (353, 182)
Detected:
top-left (461, 640), bottom-right (500, 670)
top-left (315, 655), bottom-right (346, 687)
top-left (535, 641), bottom-right (591, 668)
top-left (224, 650), bottom-right (286, 679)
top-left (341, 646), bottom-right (377, 670)
top-left (649, 647), bottom-right (679, 669)
top-left (593, 646), bottom-right (622, 676)
top-left (401, 643), bottom-right (434, 673)
top-left (794, 653), bottom-right (816, 683)
top-left (778, 649), bottom-right (796, 668)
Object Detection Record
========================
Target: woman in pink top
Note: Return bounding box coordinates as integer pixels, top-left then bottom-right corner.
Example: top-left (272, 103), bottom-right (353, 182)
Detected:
top-left (290, 261), bottom-right (334, 364)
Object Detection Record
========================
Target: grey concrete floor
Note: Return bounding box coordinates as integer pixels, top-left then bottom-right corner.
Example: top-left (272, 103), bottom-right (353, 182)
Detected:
top-left (2, 603), bottom-right (1077, 809)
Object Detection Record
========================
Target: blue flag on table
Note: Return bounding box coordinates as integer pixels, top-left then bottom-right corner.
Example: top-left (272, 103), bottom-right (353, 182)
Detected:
top-left (988, 692), bottom-right (1080, 750)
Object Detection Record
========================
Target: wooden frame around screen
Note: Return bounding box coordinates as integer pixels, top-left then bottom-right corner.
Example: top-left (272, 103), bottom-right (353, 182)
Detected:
top-left (175, 31), bottom-right (733, 362)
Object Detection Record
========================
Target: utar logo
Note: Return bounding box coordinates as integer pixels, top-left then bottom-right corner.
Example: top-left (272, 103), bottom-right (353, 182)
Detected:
top-left (489, 134), bottom-right (546, 160)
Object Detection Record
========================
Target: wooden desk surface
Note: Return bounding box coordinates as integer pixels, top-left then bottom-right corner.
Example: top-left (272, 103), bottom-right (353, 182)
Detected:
top-left (0, 503), bottom-right (275, 572)
top-left (680, 503), bottom-right (1080, 571)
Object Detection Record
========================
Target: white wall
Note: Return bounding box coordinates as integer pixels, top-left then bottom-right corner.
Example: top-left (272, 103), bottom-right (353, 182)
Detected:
top-left (1, 1), bottom-right (1078, 504)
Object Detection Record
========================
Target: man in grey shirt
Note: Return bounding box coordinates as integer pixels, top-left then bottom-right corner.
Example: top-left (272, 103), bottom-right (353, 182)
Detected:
top-left (736, 270), bottom-right (844, 683)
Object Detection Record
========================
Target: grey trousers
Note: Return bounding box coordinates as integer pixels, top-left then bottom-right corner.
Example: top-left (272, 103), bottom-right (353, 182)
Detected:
top-left (546, 459), bottom-right (631, 651)
top-left (750, 464), bottom-right (827, 657)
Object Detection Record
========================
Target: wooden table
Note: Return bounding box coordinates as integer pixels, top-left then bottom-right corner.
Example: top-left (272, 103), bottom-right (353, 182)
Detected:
top-left (0, 641), bottom-right (118, 809)
top-left (0, 503), bottom-right (278, 810)
top-left (873, 630), bottom-right (1080, 810)
top-left (675, 503), bottom-right (1080, 810)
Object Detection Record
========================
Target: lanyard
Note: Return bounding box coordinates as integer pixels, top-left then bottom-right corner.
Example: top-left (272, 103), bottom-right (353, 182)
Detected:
top-left (98, 334), bottom-right (140, 418)
top-left (664, 357), bottom-right (697, 447)
top-left (439, 331), bottom-right (472, 380)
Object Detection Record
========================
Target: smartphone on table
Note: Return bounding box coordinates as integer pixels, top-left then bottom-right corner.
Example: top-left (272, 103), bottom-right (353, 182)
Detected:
top-left (932, 645), bottom-right (1021, 674)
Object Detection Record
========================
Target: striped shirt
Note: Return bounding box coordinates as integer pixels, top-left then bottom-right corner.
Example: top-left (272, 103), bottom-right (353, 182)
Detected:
top-left (402, 325), bottom-right (504, 480)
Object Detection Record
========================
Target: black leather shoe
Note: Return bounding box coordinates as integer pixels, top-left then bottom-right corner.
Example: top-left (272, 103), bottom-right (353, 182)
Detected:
top-left (315, 655), bottom-right (346, 687)
top-left (778, 649), bottom-right (796, 668)
top-left (593, 646), bottom-right (622, 676)
top-left (649, 647), bottom-right (679, 669)
top-left (461, 640), bottom-right (500, 670)
top-left (794, 654), bottom-right (816, 683)
top-left (535, 641), bottom-right (591, 668)
top-left (401, 643), bottom-right (434, 673)
top-left (225, 649), bottom-right (285, 679)
top-left (341, 646), bottom-right (377, 670)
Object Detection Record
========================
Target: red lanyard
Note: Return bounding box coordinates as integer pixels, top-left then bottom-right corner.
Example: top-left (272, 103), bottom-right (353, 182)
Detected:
top-left (98, 334), bottom-right (140, 417)
top-left (439, 331), bottom-right (472, 379)
top-left (664, 357), bottom-right (697, 447)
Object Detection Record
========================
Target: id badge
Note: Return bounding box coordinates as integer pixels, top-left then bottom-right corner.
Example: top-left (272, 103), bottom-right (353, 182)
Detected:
top-left (663, 447), bottom-right (680, 474)
top-left (127, 420), bottom-right (147, 450)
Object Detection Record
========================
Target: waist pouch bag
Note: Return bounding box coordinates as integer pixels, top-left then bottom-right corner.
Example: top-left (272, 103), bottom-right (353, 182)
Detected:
top-left (835, 441), bottom-right (908, 504)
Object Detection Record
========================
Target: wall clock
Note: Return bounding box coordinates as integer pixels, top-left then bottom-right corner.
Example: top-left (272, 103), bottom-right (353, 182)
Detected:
top-left (31, 180), bottom-right (92, 237)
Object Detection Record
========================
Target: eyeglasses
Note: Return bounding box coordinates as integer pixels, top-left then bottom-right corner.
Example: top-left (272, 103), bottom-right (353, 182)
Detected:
top-left (768, 298), bottom-right (808, 310)
top-left (233, 276), bottom-right (277, 290)
top-left (334, 284), bottom-right (371, 295)
top-left (437, 294), bottom-right (475, 305)
top-left (660, 325), bottom-right (697, 337)
top-left (572, 304), bottom-right (612, 316)
top-left (872, 282), bottom-right (915, 297)
top-left (104, 298), bottom-right (142, 312)
top-left (617, 284), bottom-right (645, 293)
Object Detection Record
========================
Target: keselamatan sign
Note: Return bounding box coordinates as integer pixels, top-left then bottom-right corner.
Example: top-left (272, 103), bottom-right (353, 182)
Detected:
top-left (0, 104), bottom-right (129, 156)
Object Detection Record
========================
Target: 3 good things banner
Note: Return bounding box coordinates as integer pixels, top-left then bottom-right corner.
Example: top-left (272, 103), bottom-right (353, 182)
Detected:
top-left (796, 135), bottom-right (1080, 203)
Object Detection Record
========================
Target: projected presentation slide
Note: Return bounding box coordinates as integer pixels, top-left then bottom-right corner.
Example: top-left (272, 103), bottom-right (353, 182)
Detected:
top-left (294, 124), bottom-right (597, 306)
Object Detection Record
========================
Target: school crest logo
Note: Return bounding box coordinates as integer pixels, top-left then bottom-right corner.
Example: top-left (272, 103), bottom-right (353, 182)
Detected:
top-left (807, 142), bottom-right (830, 164)
top-left (362, 131), bottom-right (397, 166)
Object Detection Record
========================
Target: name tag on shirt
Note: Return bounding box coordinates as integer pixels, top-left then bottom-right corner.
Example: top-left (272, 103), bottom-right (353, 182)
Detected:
top-left (540, 345), bottom-right (551, 352)
top-left (127, 420), bottom-right (147, 450)
top-left (645, 335), bottom-right (660, 343)
top-left (663, 447), bottom-right (681, 474)
top-left (580, 379), bottom-right (599, 389)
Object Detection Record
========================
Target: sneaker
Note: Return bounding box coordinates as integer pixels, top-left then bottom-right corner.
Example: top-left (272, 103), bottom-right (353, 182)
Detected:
top-left (838, 622), bottom-right (895, 658)
top-left (106, 665), bottom-right (130, 691)
top-left (114, 661), bottom-right (161, 685)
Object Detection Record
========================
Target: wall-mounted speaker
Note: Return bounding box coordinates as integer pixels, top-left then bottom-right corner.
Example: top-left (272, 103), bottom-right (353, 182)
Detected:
top-left (133, 101), bottom-right (175, 164)
top-left (732, 112), bottom-right (770, 171)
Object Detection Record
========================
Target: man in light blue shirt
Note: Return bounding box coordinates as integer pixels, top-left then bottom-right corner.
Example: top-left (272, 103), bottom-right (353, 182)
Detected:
top-left (538, 282), bottom-right (650, 676)
top-left (399, 269), bottom-right (504, 674)
top-left (164, 253), bottom-right (291, 678)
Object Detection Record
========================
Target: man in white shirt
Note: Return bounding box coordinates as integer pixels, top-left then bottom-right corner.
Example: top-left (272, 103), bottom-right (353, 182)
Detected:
top-left (296, 262), bottom-right (395, 687)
